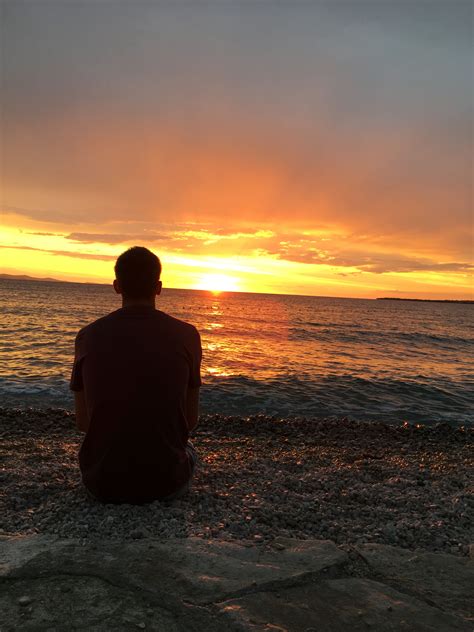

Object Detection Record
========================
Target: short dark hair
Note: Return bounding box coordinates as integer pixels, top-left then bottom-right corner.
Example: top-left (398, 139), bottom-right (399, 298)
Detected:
top-left (114, 247), bottom-right (162, 299)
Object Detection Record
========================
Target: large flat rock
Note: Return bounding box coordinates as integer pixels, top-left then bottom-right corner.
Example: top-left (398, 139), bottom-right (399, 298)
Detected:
top-left (1, 536), bottom-right (347, 604)
top-left (218, 578), bottom-right (470, 632)
top-left (1, 535), bottom-right (472, 631)
top-left (355, 543), bottom-right (474, 621)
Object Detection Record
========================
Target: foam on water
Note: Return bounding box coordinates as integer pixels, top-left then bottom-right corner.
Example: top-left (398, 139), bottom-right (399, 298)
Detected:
top-left (1, 278), bottom-right (472, 424)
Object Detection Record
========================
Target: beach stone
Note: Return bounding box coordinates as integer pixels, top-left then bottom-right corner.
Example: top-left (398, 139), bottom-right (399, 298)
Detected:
top-left (0, 534), bottom-right (71, 577)
top-left (130, 527), bottom-right (148, 540)
top-left (0, 535), bottom-right (472, 631)
top-left (355, 543), bottom-right (474, 621)
top-left (218, 578), bottom-right (469, 631)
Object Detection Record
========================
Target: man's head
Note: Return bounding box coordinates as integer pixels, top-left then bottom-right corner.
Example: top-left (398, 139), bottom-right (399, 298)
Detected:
top-left (113, 246), bottom-right (162, 300)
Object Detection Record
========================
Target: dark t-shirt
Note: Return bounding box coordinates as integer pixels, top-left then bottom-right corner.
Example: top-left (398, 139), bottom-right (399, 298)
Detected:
top-left (70, 305), bottom-right (202, 504)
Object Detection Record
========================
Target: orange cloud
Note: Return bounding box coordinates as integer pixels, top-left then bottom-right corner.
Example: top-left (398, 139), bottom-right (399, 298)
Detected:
top-left (1, 244), bottom-right (116, 262)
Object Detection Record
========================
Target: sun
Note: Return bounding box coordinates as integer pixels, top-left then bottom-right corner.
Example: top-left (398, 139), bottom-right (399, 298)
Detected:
top-left (196, 273), bottom-right (240, 294)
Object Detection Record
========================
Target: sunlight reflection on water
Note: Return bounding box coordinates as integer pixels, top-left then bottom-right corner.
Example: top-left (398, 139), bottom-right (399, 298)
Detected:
top-left (1, 279), bottom-right (473, 424)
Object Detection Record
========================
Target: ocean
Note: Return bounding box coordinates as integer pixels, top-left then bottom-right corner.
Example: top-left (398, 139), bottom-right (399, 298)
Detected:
top-left (1, 278), bottom-right (472, 425)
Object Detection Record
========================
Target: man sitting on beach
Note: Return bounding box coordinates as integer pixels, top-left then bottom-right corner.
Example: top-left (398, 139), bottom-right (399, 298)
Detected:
top-left (70, 246), bottom-right (202, 504)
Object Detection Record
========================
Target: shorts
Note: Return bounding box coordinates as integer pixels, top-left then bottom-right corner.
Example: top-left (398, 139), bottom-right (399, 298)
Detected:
top-left (84, 441), bottom-right (198, 504)
top-left (161, 441), bottom-right (198, 501)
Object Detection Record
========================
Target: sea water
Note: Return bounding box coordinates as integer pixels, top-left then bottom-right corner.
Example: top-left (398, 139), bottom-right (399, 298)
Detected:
top-left (1, 278), bottom-right (472, 425)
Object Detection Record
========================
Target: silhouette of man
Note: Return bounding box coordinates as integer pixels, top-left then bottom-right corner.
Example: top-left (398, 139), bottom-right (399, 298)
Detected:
top-left (70, 246), bottom-right (202, 504)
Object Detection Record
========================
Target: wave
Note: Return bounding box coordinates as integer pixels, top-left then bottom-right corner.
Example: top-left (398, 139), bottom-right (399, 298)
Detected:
top-left (201, 374), bottom-right (473, 424)
top-left (2, 282), bottom-right (472, 426)
top-left (289, 326), bottom-right (474, 349)
top-left (1, 373), bottom-right (471, 426)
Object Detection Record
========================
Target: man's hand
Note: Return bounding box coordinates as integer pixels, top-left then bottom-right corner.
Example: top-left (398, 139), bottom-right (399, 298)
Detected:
top-left (186, 387), bottom-right (200, 433)
top-left (74, 391), bottom-right (90, 433)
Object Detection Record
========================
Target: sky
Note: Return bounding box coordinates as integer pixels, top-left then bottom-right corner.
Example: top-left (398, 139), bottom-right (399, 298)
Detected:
top-left (1, 0), bottom-right (472, 298)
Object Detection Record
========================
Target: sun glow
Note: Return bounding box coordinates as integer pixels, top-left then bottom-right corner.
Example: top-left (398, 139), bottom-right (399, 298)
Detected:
top-left (1, 220), bottom-right (472, 300)
top-left (195, 273), bottom-right (240, 294)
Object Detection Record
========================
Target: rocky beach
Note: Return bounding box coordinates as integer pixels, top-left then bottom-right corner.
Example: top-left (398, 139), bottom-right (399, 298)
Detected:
top-left (1, 408), bottom-right (472, 556)
top-left (2, 408), bottom-right (474, 630)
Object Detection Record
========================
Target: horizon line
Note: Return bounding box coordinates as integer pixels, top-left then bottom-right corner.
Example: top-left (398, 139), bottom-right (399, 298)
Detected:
top-left (1, 272), bottom-right (471, 303)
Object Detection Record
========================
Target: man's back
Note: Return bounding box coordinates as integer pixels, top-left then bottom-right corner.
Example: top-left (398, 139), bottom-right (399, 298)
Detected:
top-left (71, 305), bottom-right (202, 504)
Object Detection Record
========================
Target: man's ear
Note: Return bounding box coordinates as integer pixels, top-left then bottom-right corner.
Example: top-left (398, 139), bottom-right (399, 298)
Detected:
top-left (113, 279), bottom-right (122, 294)
top-left (156, 280), bottom-right (162, 296)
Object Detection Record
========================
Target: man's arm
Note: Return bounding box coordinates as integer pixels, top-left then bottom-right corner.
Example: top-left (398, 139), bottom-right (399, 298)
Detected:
top-left (186, 387), bottom-right (200, 433)
top-left (74, 390), bottom-right (90, 433)
top-left (71, 327), bottom-right (89, 432)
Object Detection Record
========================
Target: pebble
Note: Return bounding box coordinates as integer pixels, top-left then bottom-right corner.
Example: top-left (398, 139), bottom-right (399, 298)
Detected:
top-left (2, 409), bottom-right (473, 558)
top-left (130, 528), bottom-right (148, 540)
top-left (272, 542), bottom-right (286, 551)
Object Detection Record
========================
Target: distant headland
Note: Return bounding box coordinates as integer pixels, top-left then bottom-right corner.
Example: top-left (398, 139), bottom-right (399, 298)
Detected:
top-left (0, 273), bottom-right (62, 283)
top-left (377, 297), bottom-right (473, 304)
top-left (0, 273), bottom-right (104, 285)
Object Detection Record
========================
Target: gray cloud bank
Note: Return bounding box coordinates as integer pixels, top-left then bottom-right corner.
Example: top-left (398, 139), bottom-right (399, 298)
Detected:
top-left (2, 1), bottom-right (472, 266)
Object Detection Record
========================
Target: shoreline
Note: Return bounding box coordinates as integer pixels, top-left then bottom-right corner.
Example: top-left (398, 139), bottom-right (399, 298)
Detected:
top-left (0, 403), bottom-right (470, 429)
top-left (1, 407), bottom-right (472, 557)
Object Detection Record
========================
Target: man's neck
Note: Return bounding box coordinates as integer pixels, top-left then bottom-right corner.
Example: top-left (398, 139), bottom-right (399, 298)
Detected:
top-left (121, 298), bottom-right (156, 309)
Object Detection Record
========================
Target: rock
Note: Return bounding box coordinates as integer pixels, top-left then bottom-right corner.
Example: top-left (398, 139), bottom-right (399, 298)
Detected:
top-left (130, 528), bottom-right (147, 540)
top-left (218, 578), bottom-right (469, 631)
top-left (17, 595), bottom-right (33, 606)
top-left (0, 535), bottom-right (471, 631)
top-left (355, 543), bottom-right (474, 621)
top-left (272, 542), bottom-right (286, 551)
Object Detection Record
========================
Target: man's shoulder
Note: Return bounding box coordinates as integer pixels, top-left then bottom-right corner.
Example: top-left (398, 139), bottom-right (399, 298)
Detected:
top-left (74, 310), bottom-right (121, 340)
top-left (157, 310), bottom-right (200, 339)
top-left (75, 309), bottom-right (200, 345)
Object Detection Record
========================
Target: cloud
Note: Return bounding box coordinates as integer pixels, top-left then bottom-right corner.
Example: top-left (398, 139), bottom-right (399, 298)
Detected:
top-left (6, 223), bottom-right (474, 278)
top-left (267, 244), bottom-right (474, 275)
top-left (63, 228), bottom-right (275, 252)
top-left (1, 244), bottom-right (115, 262)
top-left (3, 223), bottom-right (474, 281)
top-left (66, 232), bottom-right (168, 244)
top-left (4, 205), bottom-right (93, 224)
top-left (24, 231), bottom-right (62, 237)
top-left (355, 258), bottom-right (474, 275)
top-left (2, 1), bottom-right (471, 264)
